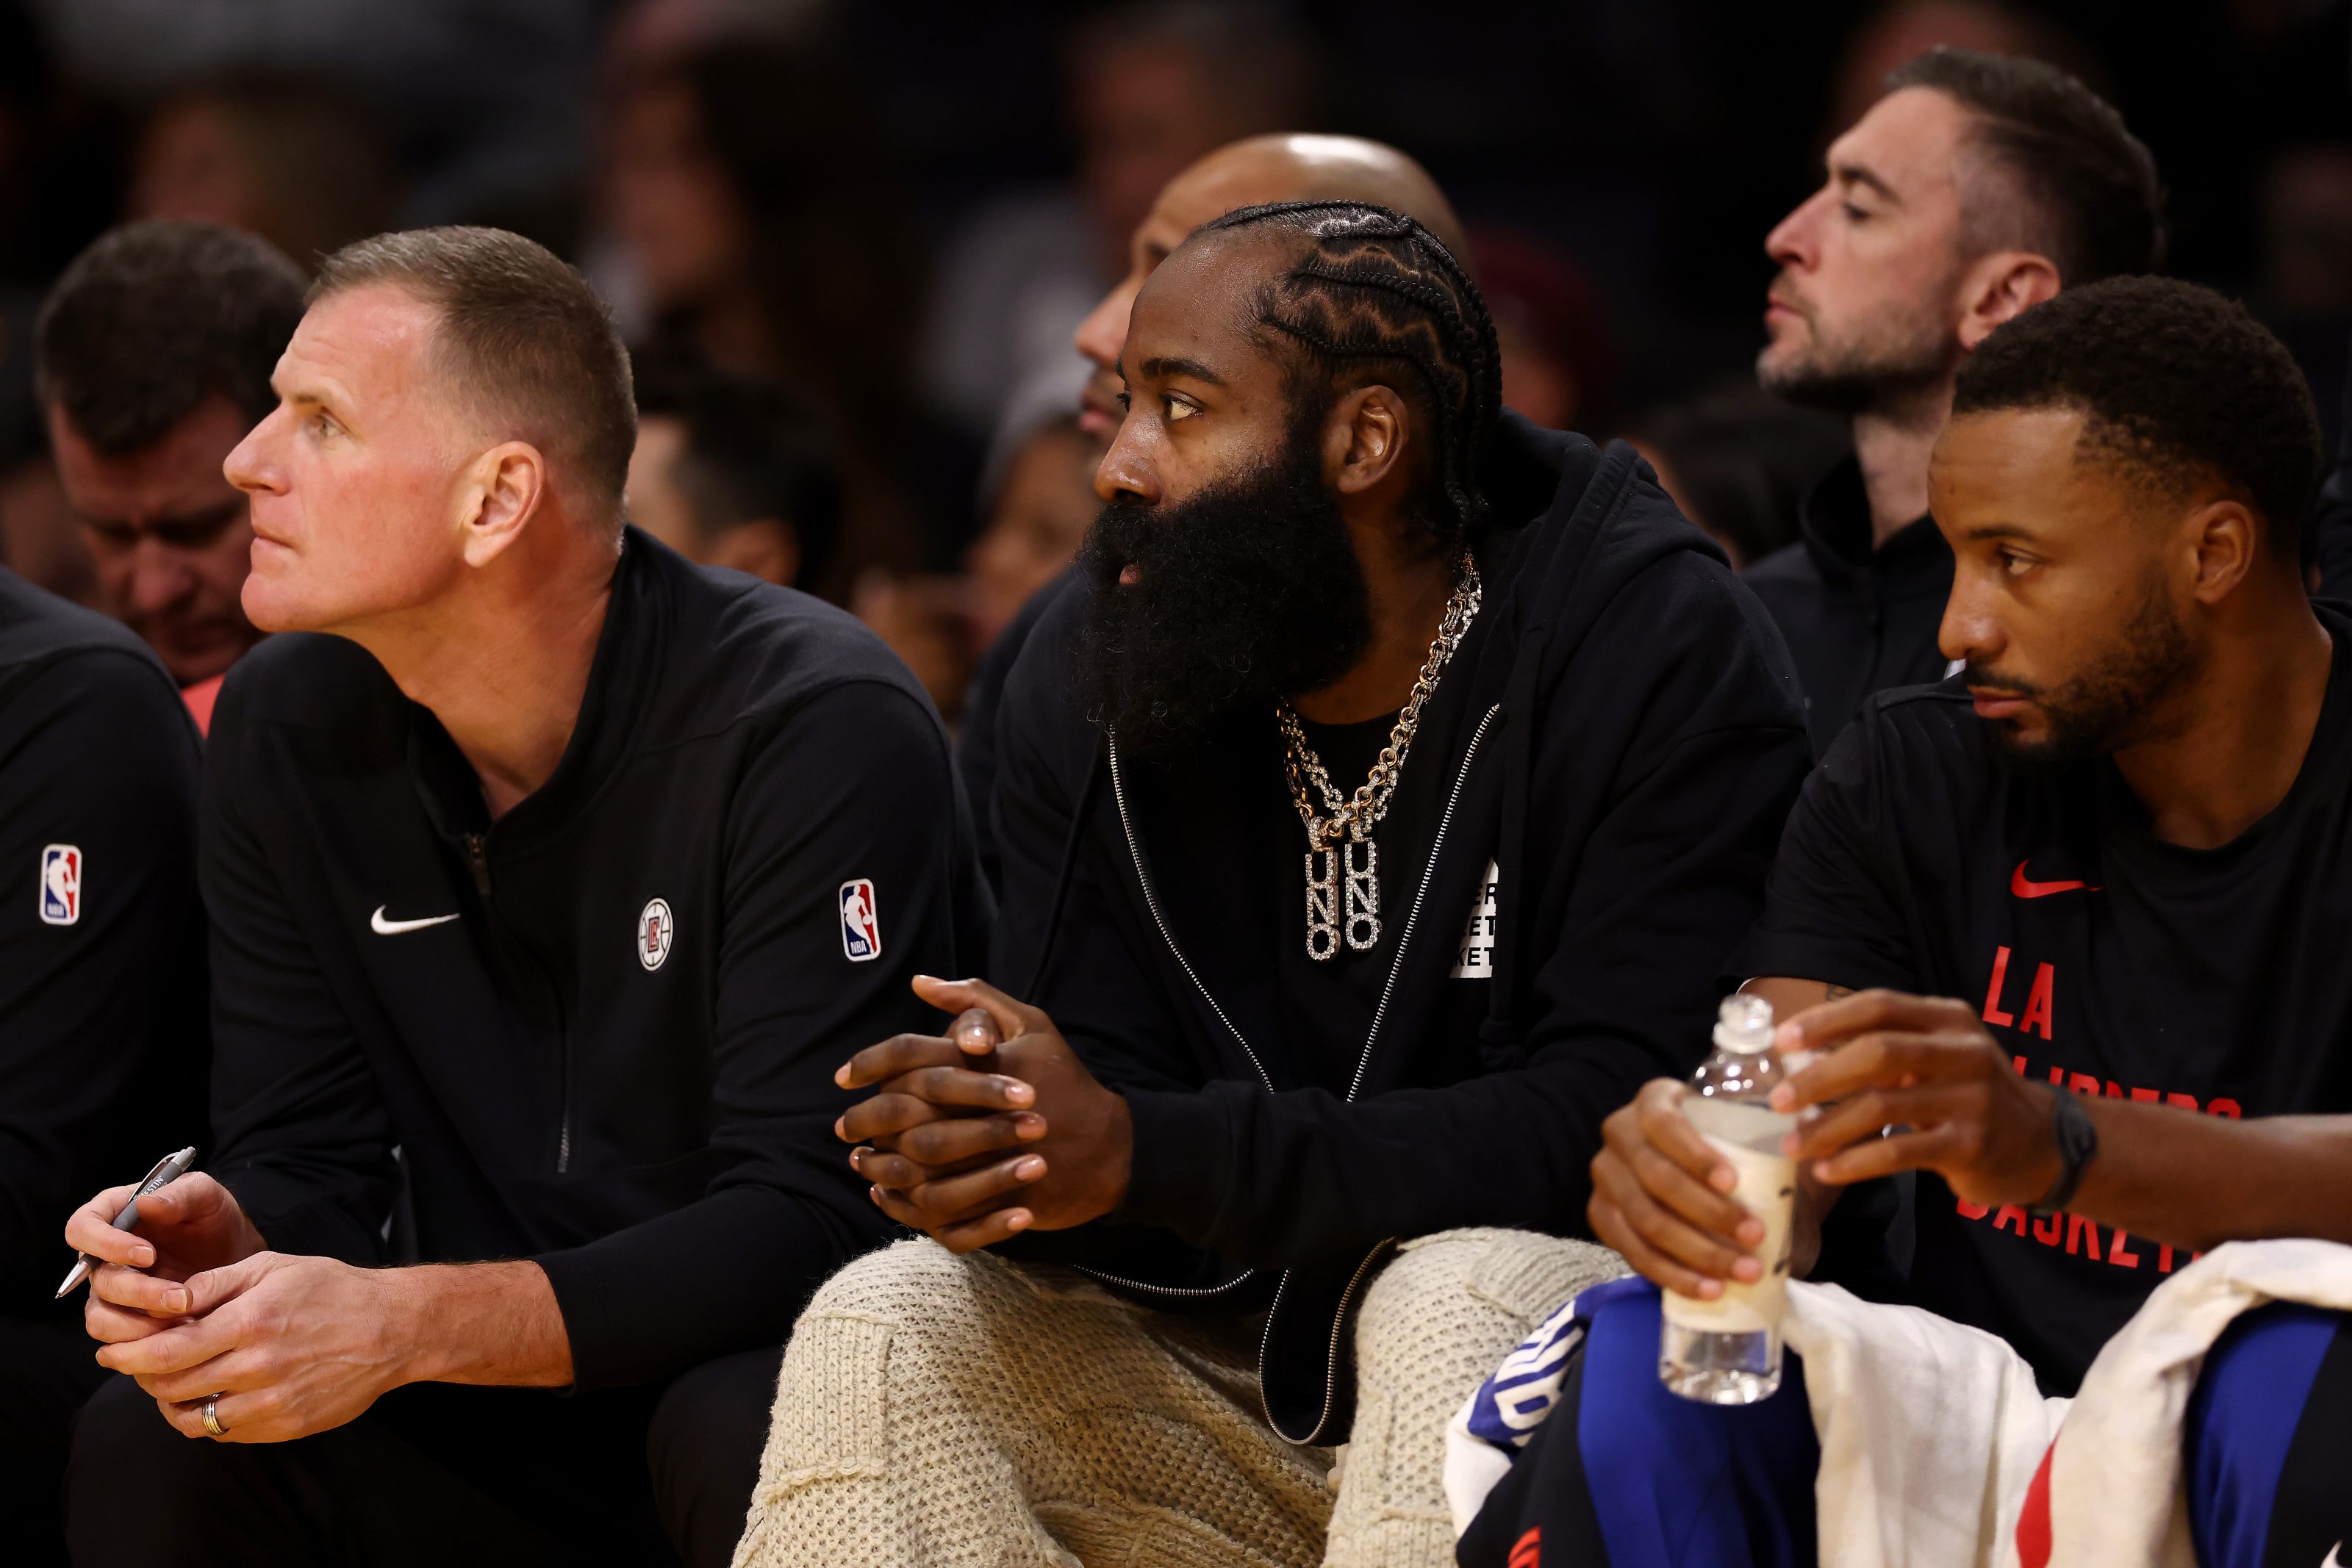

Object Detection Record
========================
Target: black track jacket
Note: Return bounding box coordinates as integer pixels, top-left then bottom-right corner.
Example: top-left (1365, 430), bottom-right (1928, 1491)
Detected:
top-left (0, 569), bottom-right (207, 1314)
top-left (202, 531), bottom-right (986, 1390)
top-left (990, 417), bottom-right (1811, 1443)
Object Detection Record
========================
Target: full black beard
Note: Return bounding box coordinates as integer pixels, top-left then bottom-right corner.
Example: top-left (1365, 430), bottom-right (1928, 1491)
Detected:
top-left (1073, 420), bottom-right (1372, 761)
top-left (1977, 568), bottom-right (2199, 769)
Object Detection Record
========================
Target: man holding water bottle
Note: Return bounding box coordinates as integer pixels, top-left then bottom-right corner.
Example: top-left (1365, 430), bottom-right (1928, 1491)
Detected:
top-left (1463, 281), bottom-right (2352, 1567)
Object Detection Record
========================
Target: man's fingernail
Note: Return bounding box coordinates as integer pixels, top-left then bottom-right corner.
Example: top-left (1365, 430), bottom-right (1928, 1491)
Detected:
top-left (1733, 1258), bottom-right (1763, 1283)
top-left (1738, 1219), bottom-right (1764, 1246)
top-left (1710, 1165), bottom-right (1736, 1192)
top-left (1775, 1021), bottom-right (1801, 1048)
top-left (1768, 1086), bottom-right (1793, 1111)
top-left (1017, 1115), bottom-right (1045, 1138)
top-left (1004, 1082), bottom-right (1033, 1105)
top-left (833, 1065), bottom-right (851, 1087)
top-left (868, 1185), bottom-right (882, 1204)
top-left (163, 1288), bottom-right (190, 1314)
top-left (832, 1117), bottom-right (846, 1140)
top-left (1006, 1209), bottom-right (1032, 1231)
top-left (1015, 1157), bottom-right (1045, 1179)
top-left (1697, 1279), bottom-right (1722, 1298)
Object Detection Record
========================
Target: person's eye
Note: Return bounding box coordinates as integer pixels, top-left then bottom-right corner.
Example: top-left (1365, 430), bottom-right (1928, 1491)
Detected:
top-left (1841, 202), bottom-right (1870, 222)
top-left (311, 411), bottom-right (343, 438)
top-left (1164, 395), bottom-right (1200, 422)
top-left (1997, 547), bottom-right (2037, 578)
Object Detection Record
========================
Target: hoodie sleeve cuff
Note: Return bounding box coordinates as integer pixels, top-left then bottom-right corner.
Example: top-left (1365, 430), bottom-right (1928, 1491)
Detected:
top-left (1112, 1087), bottom-right (1236, 1242)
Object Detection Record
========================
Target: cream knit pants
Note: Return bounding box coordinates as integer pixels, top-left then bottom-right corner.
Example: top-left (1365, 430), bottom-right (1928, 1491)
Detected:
top-left (731, 1228), bottom-right (1624, 1568)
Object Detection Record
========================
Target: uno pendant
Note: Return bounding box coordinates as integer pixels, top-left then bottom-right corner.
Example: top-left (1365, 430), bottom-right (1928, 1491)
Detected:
top-left (1304, 844), bottom-right (1340, 961)
top-left (1344, 837), bottom-right (1380, 952)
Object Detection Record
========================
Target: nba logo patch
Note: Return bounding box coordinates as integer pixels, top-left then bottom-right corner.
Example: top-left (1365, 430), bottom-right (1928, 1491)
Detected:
top-left (839, 879), bottom-right (881, 963)
top-left (40, 844), bottom-right (80, 926)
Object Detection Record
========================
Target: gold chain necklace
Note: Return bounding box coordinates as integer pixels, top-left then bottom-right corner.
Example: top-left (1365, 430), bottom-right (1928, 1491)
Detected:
top-left (1277, 556), bottom-right (1482, 961)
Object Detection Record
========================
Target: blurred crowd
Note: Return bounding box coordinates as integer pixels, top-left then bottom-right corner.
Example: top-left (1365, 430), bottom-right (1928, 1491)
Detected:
top-left (0, 0), bottom-right (2347, 724)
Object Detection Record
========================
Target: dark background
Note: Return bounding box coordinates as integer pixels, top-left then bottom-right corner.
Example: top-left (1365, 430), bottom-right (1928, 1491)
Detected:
top-left (2, 0), bottom-right (2345, 618)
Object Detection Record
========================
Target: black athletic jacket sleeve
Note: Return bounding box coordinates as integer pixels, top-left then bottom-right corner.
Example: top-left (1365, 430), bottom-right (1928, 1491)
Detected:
top-left (1109, 566), bottom-right (1808, 1267)
top-left (0, 646), bottom-right (206, 1307)
top-left (531, 683), bottom-right (956, 1388)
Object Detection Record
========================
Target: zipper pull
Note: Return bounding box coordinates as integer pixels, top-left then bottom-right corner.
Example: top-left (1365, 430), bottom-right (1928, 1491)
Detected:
top-left (463, 833), bottom-right (492, 901)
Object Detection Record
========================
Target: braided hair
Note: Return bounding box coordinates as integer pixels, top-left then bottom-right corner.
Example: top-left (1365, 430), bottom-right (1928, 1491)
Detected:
top-left (1199, 199), bottom-right (1503, 550)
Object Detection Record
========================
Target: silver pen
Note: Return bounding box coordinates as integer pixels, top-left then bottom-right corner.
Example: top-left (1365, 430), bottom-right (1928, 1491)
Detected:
top-left (56, 1146), bottom-right (198, 1298)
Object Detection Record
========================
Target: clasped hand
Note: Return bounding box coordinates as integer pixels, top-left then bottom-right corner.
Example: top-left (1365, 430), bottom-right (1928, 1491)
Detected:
top-left (66, 1171), bottom-right (418, 1442)
top-left (836, 975), bottom-right (1133, 1253)
top-left (1588, 988), bottom-right (2065, 1301)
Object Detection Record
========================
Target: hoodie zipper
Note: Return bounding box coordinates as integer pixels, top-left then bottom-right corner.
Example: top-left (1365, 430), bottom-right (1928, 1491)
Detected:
top-left (1266, 702), bottom-right (1501, 1442)
top-left (1093, 705), bottom-right (1501, 1440)
top-left (463, 831), bottom-right (572, 1175)
top-left (1067, 728), bottom-right (1274, 1303)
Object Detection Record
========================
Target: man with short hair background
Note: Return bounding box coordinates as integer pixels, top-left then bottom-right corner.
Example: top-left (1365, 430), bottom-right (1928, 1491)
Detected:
top-left (625, 348), bottom-right (841, 591)
top-left (736, 201), bottom-right (1807, 1568)
top-left (62, 226), bottom-right (985, 1568)
top-left (1745, 46), bottom-right (2165, 754)
top-left (35, 219), bottom-right (307, 730)
top-left (1472, 276), bottom-right (2352, 1567)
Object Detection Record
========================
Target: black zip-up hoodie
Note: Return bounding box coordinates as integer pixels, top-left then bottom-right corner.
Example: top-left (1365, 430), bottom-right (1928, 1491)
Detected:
top-left (201, 531), bottom-right (987, 1389)
top-left (1743, 454), bottom-right (1954, 756)
top-left (989, 415), bottom-right (1811, 1443)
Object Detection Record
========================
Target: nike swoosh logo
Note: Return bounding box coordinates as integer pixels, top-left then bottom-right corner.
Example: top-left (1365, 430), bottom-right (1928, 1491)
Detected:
top-left (2010, 860), bottom-right (2099, 899)
top-left (2322, 1544), bottom-right (2341, 1568)
top-left (370, 905), bottom-right (461, 935)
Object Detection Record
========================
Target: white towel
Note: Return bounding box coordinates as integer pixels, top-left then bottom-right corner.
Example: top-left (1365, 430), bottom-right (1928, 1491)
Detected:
top-left (1444, 1240), bottom-right (2352, 1568)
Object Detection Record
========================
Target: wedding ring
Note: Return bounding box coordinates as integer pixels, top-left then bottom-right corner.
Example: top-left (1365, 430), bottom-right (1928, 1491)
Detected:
top-left (201, 1395), bottom-right (228, 1439)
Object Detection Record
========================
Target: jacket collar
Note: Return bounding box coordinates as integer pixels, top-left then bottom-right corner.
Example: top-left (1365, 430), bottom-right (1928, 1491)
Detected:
top-left (407, 531), bottom-right (659, 846)
top-left (1796, 453), bottom-right (1948, 589)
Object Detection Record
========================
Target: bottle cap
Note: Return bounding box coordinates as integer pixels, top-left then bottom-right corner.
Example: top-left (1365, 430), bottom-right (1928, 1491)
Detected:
top-left (1713, 993), bottom-right (1775, 1054)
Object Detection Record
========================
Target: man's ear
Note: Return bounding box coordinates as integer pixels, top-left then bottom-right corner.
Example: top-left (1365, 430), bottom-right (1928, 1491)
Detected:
top-left (456, 442), bottom-right (548, 568)
top-left (1327, 384), bottom-right (1410, 499)
top-left (2183, 496), bottom-right (2261, 607)
top-left (1956, 251), bottom-right (2062, 352)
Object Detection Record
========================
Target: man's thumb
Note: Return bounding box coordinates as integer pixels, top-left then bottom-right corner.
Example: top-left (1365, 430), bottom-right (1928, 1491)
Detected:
top-left (911, 974), bottom-right (1028, 1041)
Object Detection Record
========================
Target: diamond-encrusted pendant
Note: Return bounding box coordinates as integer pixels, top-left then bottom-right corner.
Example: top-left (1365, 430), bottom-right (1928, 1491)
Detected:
top-left (1304, 825), bottom-right (1379, 961)
top-left (1342, 835), bottom-right (1380, 952)
top-left (1304, 835), bottom-right (1341, 961)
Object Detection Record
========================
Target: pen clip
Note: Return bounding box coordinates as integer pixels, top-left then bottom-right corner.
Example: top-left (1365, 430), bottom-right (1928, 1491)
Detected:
top-left (133, 1152), bottom-right (183, 1193)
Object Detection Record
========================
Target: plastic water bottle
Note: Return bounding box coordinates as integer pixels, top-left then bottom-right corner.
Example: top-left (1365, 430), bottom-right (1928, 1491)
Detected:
top-left (1659, 993), bottom-right (1796, 1404)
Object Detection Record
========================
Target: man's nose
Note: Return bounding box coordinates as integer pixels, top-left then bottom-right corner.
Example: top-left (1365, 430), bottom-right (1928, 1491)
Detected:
top-left (127, 541), bottom-right (195, 614)
top-left (1092, 416), bottom-right (1158, 506)
top-left (1939, 585), bottom-right (2003, 671)
top-left (223, 411), bottom-right (284, 495)
top-left (1764, 189), bottom-right (1825, 271)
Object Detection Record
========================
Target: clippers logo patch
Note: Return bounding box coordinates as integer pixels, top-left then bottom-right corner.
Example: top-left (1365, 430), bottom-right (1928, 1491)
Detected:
top-left (637, 898), bottom-right (673, 971)
top-left (40, 844), bottom-right (80, 926)
top-left (839, 880), bottom-right (881, 963)
top-left (1452, 858), bottom-right (1499, 979)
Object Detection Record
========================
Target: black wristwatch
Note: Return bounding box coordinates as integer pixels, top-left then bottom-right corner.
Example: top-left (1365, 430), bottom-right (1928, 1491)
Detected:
top-left (2029, 1090), bottom-right (2100, 1218)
